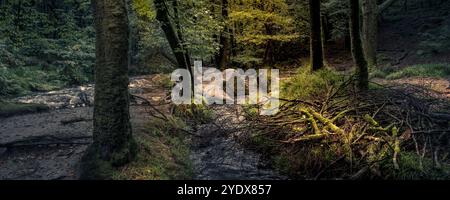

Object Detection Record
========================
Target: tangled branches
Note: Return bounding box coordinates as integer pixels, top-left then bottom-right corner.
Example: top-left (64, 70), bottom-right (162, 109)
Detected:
top-left (242, 77), bottom-right (450, 179)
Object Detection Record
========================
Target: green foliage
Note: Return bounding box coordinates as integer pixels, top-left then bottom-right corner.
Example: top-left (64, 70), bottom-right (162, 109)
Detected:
top-left (0, 67), bottom-right (64, 97)
top-left (371, 63), bottom-right (450, 80)
top-left (380, 152), bottom-right (450, 180)
top-left (128, 0), bottom-right (174, 74)
top-left (178, 0), bottom-right (223, 60)
top-left (0, 0), bottom-right (95, 91)
top-left (229, 0), bottom-right (298, 66)
top-left (323, 0), bottom-right (349, 40)
top-left (281, 67), bottom-right (344, 100)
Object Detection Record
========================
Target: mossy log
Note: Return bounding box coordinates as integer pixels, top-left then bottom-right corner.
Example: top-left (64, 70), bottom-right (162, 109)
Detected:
top-left (300, 108), bottom-right (321, 135)
top-left (307, 108), bottom-right (345, 135)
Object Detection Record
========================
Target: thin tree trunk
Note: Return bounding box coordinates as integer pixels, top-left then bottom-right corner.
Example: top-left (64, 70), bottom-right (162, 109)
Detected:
top-left (154, 0), bottom-right (192, 74)
top-left (321, 14), bottom-right (328, 61)
top-left (171, 0), bottom-right (191, 70)
top-left (309, 0), bottom-right (324, 71)
top-left (217, 0), bottom-right (231, 69)
top-left (155, 0), bottom-right (194, 96)
top-left (362, 0), bottom-right (378, 67)
top-left (81, 0), bottom-right (136, 179)
top-left (350, 0), bottom-right (369, 90)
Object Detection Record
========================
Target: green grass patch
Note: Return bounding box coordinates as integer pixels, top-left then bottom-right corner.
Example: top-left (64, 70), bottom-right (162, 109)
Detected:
top-left (112, 117), bottom-right (193, 180)
top-left (371, 63), bottom-right (450, 80)
top-left (0, 100), bottom-right (49, 117)
top-left (281, 67), bottom-right (345, 100)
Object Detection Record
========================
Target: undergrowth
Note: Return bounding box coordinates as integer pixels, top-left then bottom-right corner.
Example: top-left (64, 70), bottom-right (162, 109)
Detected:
top-left (112, 117), bottom-right (193, 180)
top-left (0, 66), bottom-right (92, 97)
top-left (371, 63), bottom-right (450, 80)
top-left (243, 67), bottom-right (450, 180)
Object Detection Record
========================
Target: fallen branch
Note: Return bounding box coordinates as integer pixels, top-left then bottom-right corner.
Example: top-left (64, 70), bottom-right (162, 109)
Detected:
top-left (308, 108), bottom-right (345, 135)
top-left (282, 133), bottom-right (333, 143)
top-left (0, 135), bottom-right (92, 148)
top-left (131, 94), bottom-right (169, 120)
top-left (61, 117), bottom-right (92, 125)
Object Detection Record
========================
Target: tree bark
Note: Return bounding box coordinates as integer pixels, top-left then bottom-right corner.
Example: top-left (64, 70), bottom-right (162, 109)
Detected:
top-left (82, 0), bottom-right (136, 179)
top-left (362, 0), bottom-right (378, 67)
top-left (349, 0), bottom-right (369, 90)
top-left (217, 0), bottom-right (231, 69)
top-left (154, 0), bottom-right (193, 86)
top-left (309, 0), bottom-right (324, 71)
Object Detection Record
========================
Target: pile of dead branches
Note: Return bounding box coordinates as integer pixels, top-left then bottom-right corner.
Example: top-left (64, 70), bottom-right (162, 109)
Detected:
top-left (242, 77), bottom-right (450, 179)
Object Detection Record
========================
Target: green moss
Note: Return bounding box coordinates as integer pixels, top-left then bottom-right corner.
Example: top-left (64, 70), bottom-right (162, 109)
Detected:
top-left (281, 67), bottom-right (344, 100)
top-left (111, 117), bottom-right (193, 180)
top-left (79, 146), bottom-right (115, 180)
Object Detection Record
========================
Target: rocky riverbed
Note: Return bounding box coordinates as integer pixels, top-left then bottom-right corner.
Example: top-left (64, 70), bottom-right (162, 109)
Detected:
top-left (191, 105), bottom-right (285, 180)
top-left (0, 75), bottom-right (284, 180)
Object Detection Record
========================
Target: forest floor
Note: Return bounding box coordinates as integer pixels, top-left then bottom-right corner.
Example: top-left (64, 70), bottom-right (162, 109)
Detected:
top-left (1, 0), bottom-right (450, 180)
top-left (0, 76), bottom-right (162, 179)
top-left (0, 74), bottom-right (287, 180)
top-left (0, 70), bottom-right (449, 179)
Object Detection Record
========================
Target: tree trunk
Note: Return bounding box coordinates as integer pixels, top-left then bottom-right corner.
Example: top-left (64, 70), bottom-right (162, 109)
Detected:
top-left (154, 0), bottom-right (193, 84)
top-left (349, 0), bottom-right (369, 90)
top-left (154, 0), bottom-right (195, 97)
top-left (362, 0), bottom-right (378, 67)
top-left (309, 0), bottom-right (324, 71)
top-left (171, 0), bottom-right (191, 71)
top-left (82, 0), bottom-right (136, 179)
top-left (217, 0), bottom-right (231, 69)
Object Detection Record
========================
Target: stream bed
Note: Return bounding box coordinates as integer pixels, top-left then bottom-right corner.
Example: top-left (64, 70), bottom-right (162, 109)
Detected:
top-left (190, 106), bottom-right (285, 180)
top-left (1, 76), bottom-right (285, 180)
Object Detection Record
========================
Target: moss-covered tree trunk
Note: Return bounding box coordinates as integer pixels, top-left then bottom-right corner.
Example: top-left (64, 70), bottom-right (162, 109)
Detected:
top-left (82, 0), bottom-right (136, 179)
top-left (309, 0), bottom-right (324, 71)
top-left (362, 0), bottom-right (378, 67)
top-left (349, 0), bottom-right (369, 90)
